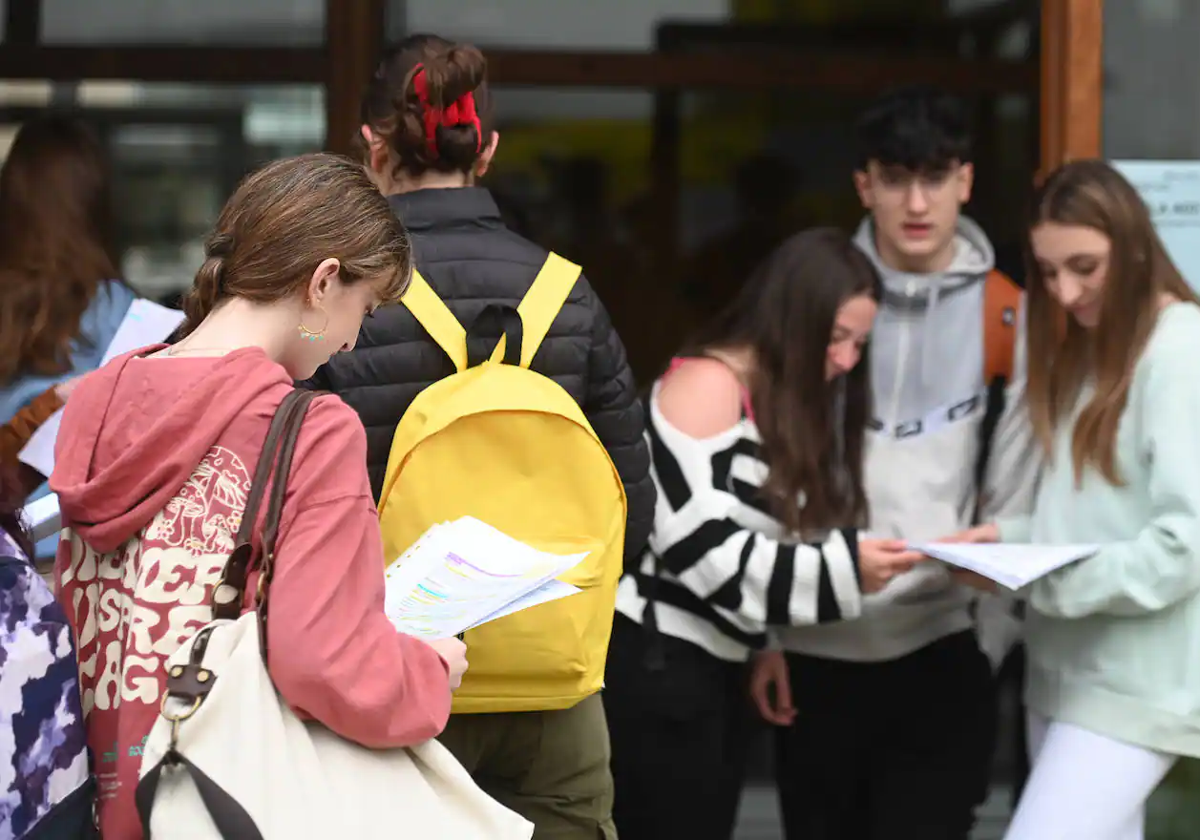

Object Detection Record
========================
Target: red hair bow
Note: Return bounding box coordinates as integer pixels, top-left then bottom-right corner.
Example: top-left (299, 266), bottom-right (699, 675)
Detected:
top-left (412, 64), bottom-right (483, 159)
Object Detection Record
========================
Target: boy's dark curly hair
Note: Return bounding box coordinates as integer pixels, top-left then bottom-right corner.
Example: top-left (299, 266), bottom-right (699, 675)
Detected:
top-left (855, 85), bottom-right (972, 173)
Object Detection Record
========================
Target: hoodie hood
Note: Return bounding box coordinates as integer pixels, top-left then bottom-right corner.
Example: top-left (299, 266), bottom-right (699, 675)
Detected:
top-left (50, 346), bottom-right (293, 553)
top-left (853, 215), bottom-right (995, 396)
top-left (853, 215), bottom-right (995, 309)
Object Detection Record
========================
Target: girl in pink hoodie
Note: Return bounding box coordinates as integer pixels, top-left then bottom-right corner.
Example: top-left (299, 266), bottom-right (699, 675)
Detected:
top-left (50, 153), bottom-right (468, 839)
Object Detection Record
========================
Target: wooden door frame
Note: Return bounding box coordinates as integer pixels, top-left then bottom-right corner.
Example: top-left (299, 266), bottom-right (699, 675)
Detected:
top-left (324, 0), bottom-right (385, 155)
top-left (1039, 0), bottom-right (1103, 174)
top-left (0, 0), bottom-right (1102, 173)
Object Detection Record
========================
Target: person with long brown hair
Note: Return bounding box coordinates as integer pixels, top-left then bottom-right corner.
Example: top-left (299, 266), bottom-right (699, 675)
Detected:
top-left (604, 227), bottom-right (925, 840)
top-left (954, 159), bottom-right (1200, 840)
top-left (755, 89), bottom-right (1039, 840)
top-left (0, 115), bottom-right (131, 418)
top-left (304, 34), bottom-right (652, 839)
top-left (0, 116), bottom-right (136, 555)
top-left (48, 154), bottom-right (467, 839)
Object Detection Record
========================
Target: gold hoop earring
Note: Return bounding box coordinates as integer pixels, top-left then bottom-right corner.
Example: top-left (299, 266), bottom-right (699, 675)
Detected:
top-left (298, 306), bottom-right (329, 342)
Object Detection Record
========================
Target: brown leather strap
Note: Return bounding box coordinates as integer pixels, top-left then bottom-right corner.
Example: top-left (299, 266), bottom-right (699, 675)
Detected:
top-left (253, 390), bottom-right (314, 664)
top-left (212, 389), bottom-right (315, 622)
top-left (259, 392), bottom-right (309, 575)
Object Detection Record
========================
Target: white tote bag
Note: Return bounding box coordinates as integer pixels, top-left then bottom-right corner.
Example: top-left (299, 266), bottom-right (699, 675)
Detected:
top-left (135, 391), bottom-right (532, 840)
top-left (137, 613), bottom-right (532, 839)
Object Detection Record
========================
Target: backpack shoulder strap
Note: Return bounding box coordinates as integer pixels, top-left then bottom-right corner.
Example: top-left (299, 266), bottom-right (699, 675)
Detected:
top-left (982, 269), bottom-right (1022, 384)
top-left (514, 253), bottom-right (582, 369)
top-left (974, 269), bottom-right (1023, 510)
top-left (402, 270), bottom-right (468, 373)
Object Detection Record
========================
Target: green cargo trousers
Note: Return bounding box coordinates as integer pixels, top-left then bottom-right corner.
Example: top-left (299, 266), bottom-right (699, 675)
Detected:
top-left (438, 693), bottom-right (617, 839)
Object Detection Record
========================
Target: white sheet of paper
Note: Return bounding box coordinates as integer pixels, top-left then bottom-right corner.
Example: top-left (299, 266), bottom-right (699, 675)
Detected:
top-left (99, 299), bottom-right (186, 365)
top-left (913, 542), bottom-right (1099, 590)
top-left (22, 493), bottom-right (62, 543)
top-left (17, 411), bottom-right (62, 478)
top-left (384, 516), bottom-right (589, 640)
top-left (17, 300), bottom-right (186, 478)
top-left (466, 579), bottom-right (581, 631)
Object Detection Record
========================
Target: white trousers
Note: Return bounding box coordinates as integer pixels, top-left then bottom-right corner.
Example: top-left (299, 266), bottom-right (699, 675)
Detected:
top-left (1003, 711), bottom-right (1176, 840)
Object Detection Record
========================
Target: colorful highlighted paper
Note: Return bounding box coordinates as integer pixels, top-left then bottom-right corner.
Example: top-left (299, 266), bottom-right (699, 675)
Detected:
top-left (384, 516), bottom-right (588, 639)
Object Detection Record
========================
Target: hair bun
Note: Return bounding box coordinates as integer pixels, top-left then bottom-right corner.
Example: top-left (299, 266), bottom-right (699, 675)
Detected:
top-left (420, 44), bottom-right (487, 108)
top-left (360, 35), bottom-right (492, 178)
top-left (206, 232), bottom-right (234, 259)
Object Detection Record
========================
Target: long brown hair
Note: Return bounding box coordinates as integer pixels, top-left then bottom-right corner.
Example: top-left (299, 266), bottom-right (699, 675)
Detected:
top-left (687, 227), bottom-right (881, 532)
top-left (359, 33), bottom-right (493, 179)
top-left (0, 116), bottom-right (119, 383)
top-left (180, 153), bottom-right (412, 334)
top-left (1025, 159), bottom-right (1200, 485)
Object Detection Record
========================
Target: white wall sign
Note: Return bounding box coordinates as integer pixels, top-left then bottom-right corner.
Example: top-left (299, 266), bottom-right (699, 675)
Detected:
top-left (1112, 160), bottom-right (1200, 290)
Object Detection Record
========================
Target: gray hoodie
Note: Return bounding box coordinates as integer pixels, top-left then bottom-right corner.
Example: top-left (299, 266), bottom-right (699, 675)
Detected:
top-left (772, 216), bottom-right (1041, 661)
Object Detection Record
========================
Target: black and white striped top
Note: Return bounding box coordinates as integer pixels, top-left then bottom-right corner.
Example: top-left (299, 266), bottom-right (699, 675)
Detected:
top-left (615, 379), bottom-right (865, 662)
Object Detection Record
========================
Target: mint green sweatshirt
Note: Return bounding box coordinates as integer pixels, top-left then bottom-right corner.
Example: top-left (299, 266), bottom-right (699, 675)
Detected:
top-left (998, 302), bottom-right (1200, 757)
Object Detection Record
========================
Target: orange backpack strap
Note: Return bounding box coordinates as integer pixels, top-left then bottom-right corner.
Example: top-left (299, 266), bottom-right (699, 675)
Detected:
top-left (982, 269), bottom-right (1022, 385)
top-left (974, 269), bottom-right (1023, 509)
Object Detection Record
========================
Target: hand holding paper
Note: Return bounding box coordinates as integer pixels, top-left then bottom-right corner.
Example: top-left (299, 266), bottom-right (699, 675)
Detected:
top-left (427, 636), bottom-right (469, 689)
top-left (384, 517), bottom-right (588, 640)
top-left (912, 542), bottom-right (1099, 590)
top-left (858, 538), bottom-right (927, 593)
top-left (948, 568), bottom-right (1001, 594)
top-left (938, 522), bottom-right (1001, 545)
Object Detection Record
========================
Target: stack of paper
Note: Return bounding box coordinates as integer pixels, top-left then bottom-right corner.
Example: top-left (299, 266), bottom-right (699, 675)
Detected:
top-left (384, 516), bottom-right (588, 640)
top-left (913, 542), bottom-right (1099, 590)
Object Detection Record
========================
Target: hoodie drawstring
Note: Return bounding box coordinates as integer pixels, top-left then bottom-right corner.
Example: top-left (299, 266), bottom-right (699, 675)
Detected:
top-left (922, 282), bottom-right (942, 390)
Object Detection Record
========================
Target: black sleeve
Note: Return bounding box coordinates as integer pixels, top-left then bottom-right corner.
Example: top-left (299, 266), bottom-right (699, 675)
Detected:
top-left (579, 278), bottom-right (655, 562)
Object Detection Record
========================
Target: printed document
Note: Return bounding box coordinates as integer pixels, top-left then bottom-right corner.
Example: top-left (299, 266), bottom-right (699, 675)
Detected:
top-left (913, 542), bottom-right (1099, 590)
top-left (384, 516), bottom-right (588, 640)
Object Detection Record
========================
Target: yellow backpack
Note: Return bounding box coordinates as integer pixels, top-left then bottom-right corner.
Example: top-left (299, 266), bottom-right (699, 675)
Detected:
top-left (378, 254), bottom-right (628, 714)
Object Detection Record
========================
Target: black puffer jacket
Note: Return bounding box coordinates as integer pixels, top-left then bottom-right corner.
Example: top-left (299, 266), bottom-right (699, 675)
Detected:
top-left (306, 187), bottom-right (654, 561)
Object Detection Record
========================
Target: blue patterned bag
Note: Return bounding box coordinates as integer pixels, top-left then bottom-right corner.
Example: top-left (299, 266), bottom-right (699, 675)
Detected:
top-left (0, 529), bottom-right (94, 840)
